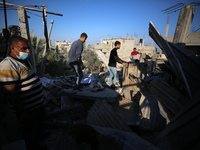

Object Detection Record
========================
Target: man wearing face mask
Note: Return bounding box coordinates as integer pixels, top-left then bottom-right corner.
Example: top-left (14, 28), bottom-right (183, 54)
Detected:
top-left (0, 36), bottom-right (46, 150)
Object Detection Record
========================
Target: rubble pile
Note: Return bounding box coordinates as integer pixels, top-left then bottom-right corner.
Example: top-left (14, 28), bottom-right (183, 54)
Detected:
top-left (28, 22), bottom-right (200, 149)
top-left (1, 23), bottom-right (200, 150)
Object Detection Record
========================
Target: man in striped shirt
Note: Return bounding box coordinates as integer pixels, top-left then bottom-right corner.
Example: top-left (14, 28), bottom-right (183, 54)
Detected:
top-left (0, 36), bottom-right (45, 149)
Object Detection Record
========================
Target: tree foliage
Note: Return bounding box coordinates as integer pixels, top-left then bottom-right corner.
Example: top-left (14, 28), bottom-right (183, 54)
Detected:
top-left (82, 44), bottom-right (102, 72)
top-left (31, 36), bottom-right (65, 76)
top-left (31, 37), bottom-right (102, 76)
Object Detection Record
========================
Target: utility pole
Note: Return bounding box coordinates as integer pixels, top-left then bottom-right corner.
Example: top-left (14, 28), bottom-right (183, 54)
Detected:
top-left (0, 2), bottom-right (63, 75)
top-left (40, 7), bottom-right (55, 76)
top-left (0, 2), bottom-right (63, 16)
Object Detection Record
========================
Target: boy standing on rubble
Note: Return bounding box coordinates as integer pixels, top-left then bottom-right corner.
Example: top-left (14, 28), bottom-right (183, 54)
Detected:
top-left (68, 33), bottom-right (88, 90)
top-left (108, 41), bottom-right (126, 89)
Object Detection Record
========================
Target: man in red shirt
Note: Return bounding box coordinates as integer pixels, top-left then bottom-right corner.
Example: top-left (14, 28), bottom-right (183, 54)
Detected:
top-left (131, 48), bottom-right (140, 56)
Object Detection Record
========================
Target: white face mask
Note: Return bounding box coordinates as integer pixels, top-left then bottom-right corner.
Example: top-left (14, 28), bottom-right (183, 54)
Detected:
top-left (15, 48), bottom-right (29, 60)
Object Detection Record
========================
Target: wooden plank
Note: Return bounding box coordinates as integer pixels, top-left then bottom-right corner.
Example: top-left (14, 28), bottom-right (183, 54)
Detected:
top-left (0, 2), bottom-right (63, 16)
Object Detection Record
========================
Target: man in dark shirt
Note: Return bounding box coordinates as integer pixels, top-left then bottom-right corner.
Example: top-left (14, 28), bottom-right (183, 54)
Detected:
top-left (68, 33), bottom-right (88, 90)
top-left (108, 41), bottom-right (126, 89)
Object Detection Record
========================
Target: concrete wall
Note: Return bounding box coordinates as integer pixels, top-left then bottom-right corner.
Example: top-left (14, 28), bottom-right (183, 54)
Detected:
top-left (94, 37), bottom-right (157, 59)
top-left (165, 32), bottom-right (200, 46)
top-left (164, 32), bottom-right (200, 55)
top-left (55, 41), bottom-right (72, 52)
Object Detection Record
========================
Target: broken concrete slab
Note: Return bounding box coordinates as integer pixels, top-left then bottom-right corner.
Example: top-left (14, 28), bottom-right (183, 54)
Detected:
top-left (61, 87), bottom-right (118, 103)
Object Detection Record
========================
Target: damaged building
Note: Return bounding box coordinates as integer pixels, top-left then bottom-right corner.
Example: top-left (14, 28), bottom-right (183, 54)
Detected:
top-left (0, 1), bottom-right (200, 150)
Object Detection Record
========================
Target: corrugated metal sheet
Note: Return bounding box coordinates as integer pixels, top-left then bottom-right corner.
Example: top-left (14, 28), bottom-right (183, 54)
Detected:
top-left (149, 21), bottom-right (200, 99)
top-left (139, 83), bottom-right (166, 131)
top-left (87, 100), bottom-right (132, 132)
top-left (149, 77), bottom-right (189, 115)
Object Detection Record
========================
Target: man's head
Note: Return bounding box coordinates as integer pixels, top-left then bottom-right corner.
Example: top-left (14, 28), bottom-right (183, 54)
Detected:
top-left (9, 36), bottom-right (30, 60)
top-left (133, 48), bottom-right (137, 52)
top-left (115, 41), bottom-right (121, 49)
top-left (80, 33), bottom-right (88, 43)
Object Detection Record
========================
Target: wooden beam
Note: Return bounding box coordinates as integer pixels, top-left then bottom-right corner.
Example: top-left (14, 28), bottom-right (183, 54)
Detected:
top-left (0, 2), bottom-right (63, 16)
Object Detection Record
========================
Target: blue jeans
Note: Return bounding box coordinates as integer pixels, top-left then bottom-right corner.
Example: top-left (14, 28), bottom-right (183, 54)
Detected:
top-left (69, 62), bottom-right (83, 88)
top-left (109, 66), bottom-right (117, 86)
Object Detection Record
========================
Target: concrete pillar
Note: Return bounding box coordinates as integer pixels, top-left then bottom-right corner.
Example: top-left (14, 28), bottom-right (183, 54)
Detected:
top-left (173, 5), bottom-right (195, 47)
top-left (164, 16), bottom-right (169, 38)
top-left (151, 40), bottom-right (154, 47)
top-left (18, 7), bottom-right (36, 72)
top-left (142, 39), bottom-right (145, 47)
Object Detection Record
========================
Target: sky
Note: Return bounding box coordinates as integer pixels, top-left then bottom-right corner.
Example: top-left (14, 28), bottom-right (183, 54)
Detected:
top-left (0, 0), bottom-right (200, 47)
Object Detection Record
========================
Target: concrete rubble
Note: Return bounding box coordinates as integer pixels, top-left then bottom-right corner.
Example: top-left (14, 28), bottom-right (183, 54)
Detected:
top-left (19, 28), bottom-right (197, 149)
top-left (1, 5), bottom-right (200, 150)
top-left (2, 27), bottom-right (199, 149)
